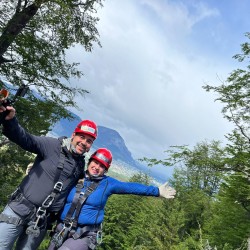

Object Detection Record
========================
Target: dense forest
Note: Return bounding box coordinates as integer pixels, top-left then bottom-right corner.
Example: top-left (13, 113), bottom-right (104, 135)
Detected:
top-left (1, 1), bottom-right (250, 249)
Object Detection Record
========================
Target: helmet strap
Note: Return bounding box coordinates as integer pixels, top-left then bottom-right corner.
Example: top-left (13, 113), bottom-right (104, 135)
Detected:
top-left (63, 138), bottom-right (84, 156)
top-left (86, 170), bottom-right (104, 180)
top-left (70, 144), bottom-right (85, 156)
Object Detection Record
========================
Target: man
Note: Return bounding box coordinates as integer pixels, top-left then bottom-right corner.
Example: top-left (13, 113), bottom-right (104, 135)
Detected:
top-left (0, 104), bottom-right (98, 250)
top-left (48, 148), bottom-right (176, 250)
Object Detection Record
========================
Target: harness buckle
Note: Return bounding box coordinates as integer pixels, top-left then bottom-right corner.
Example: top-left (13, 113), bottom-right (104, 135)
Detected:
top-left (54, 182), bottom-right (63, 192)
top-left (88, 186), bottom-right (94, 192)
top-left (64, 221), bottom-right (73, 231)
top-left (42, 195), bottom-right (54, 208)
top-left (96, 230), bottom-right (103, 245)
top-left (0, 213), bottom-right (23, 226)
top-left (36, 207), bottom-right (46, 218)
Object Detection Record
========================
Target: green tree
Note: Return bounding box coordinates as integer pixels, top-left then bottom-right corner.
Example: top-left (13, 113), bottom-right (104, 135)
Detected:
top-left (202, 34), bottom-right (250, 249)
top-left (142, 141), bottom-right (236, 249)
top-left (98, 173), bottom-right (179, 250)
top-left (203, 32), bottom-right (250, 180)
top-left (204, 174), bottom-right (250, 249)
top-left (143, 141), bottom-right (226, 196)
top-left (0, 0), bottom-right (103, 116)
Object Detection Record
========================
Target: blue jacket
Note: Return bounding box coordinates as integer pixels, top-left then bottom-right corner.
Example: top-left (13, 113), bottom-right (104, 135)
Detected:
top-left (60, 175), bottom-right (160, 225)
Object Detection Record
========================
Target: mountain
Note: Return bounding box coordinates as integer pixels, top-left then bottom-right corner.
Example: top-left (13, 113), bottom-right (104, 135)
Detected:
top-left (50, 114), bottom-right (168, 184)
top-left (50, 114), bottom-right (136, 166)
top-left (92, 126), bottom-right (137, 166)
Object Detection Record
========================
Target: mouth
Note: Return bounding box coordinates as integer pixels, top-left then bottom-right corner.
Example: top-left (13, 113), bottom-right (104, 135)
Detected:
top-left (76, 143), bottom-right (86, 153)
top-left (91, 168), bottom-right (99, 175)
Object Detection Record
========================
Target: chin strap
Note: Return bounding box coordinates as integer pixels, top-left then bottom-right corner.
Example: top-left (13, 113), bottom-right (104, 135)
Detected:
top-left (85, 171), bottom-right (104, 181)
top-left (62, 138), bottom-right (85, 157)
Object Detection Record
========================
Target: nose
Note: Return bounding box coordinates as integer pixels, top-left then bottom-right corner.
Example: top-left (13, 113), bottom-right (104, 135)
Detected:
top-left (92, 162), bottom-right (102, 170)
top-left (79, 138), bottom-right (87, 145)
top-left (93, 164), bottom-right (100, 170)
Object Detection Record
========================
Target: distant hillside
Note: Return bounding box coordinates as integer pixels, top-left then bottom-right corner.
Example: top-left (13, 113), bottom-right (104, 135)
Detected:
top-left (50, 114), bottom-right (168, 184)
top-left (1, 81), bottom-right (170, 184)
top-left (92, 126), bottom-right (137, 166)
top-left (51, 115), bottom-right (136, 167)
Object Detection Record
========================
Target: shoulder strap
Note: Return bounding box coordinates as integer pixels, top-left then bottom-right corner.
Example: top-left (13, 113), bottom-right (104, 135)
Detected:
top-left (63, 180), bottom-right (100, 228)
top-left (25, 144), bottom-right (66, 234)
top-left (72, 181), bottom-right (99, 228)
top-left (53, 145), bottom-right (66, 182)
top-left (63, 179), bottom-right (84, 225)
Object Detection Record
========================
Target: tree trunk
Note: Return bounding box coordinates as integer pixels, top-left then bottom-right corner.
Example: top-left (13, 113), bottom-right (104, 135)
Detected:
top-left (0, 3), bottom-right (40, 65)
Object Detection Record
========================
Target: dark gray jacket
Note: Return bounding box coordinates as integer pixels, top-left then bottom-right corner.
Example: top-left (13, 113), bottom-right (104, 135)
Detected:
top-left (2, 117), bottom-right (85, 215)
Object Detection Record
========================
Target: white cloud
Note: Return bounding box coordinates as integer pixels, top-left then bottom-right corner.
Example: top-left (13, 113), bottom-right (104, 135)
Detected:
top-left (67, 0), bottom-right (247, 179)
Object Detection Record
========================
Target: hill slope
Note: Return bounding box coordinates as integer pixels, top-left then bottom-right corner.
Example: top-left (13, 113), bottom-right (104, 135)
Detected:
top-left (50, 114), bottom-right (169, 184)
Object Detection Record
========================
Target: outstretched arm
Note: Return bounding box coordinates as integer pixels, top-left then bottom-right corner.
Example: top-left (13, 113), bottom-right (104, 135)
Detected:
top-left (108, 177), bottom-right (176, 199)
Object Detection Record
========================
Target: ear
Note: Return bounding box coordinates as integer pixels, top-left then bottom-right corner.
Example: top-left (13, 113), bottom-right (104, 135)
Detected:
top-left (71, 132), bottom-right (76, 140)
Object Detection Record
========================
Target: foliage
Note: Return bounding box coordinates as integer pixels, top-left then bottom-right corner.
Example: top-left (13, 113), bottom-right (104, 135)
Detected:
top-left (141, 138), bottom-right (249, 249)
top-left (144, 141), bottom-right (226, 196)
top-left (203, 174), bottom-right (250, 249)
top-left (138, 34), bottom-right (250, 248)
top-left (0, 0), bottom-right (103, 116)
top-left (98, 174), bottom-right (178, 250)
top-left (203, 33), bottom-right (250, 180)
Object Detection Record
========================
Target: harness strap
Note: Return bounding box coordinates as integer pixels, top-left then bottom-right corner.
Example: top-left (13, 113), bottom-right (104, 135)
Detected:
top-left (53, 146), bottom-right (65, 182)
top-left (38, 146), bottom-right (66, 212)
top-left (26, 146), bottom-right (66, 236)
top-left (9, 188), bottom-right (36, 211)
top-left (0, 213), bottom-right (23, 226)
top-left (72, 224), bottom-right (101, 240)
top-left (63, 179), bottom-right (84, 226)
top-left (63, 181), bottom-right (99, 229)
top-left (72, 182), bottom-right (99, 228)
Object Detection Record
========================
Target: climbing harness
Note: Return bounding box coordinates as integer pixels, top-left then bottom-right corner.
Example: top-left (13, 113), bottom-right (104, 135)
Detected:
top-left (51, 180), bottom-right (100, 247)
top-left (25, 146), bottom-right (66, 237)
top-left (26, 181), bottom-right (63, 237)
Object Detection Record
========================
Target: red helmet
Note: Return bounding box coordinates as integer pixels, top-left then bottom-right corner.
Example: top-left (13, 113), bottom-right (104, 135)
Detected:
top-left (90, 148), bottom-right (112, 169)
top-left (74, 120), bottom-right (98, 139)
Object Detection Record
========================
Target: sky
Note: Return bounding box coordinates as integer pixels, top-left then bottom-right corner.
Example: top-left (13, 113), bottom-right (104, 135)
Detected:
top-left (68, 0), bottom-right (250, 177)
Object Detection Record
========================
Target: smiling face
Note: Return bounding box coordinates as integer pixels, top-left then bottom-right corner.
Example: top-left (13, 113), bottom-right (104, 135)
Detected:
top-left (87, 159), bottom-right (106, 177)
top-left (70, 132), bottom-right (94, 155)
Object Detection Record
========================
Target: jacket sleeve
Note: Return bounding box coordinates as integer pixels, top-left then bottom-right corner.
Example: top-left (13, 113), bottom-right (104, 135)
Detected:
top-left (2, 117), bottom-right (48, 155)
top-left (109, 177), bottom-right (160, 197)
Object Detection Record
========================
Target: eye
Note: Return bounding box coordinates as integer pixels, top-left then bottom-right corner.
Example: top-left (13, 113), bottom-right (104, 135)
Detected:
top-left (87, 139), bottom-right (93, 144)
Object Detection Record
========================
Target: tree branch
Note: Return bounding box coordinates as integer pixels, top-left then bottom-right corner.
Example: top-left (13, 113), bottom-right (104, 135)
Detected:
top-left (0, 3), bottom-right (42, 64)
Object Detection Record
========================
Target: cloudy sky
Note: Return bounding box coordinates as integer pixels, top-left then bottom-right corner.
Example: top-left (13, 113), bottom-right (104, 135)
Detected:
top-left (68, 0), bottom-right (250, 176)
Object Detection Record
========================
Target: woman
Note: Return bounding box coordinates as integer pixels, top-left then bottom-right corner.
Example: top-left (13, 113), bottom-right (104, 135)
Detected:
top-left (48, 148), bottom-right (176, 250)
